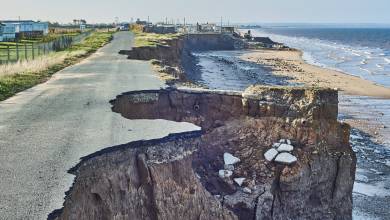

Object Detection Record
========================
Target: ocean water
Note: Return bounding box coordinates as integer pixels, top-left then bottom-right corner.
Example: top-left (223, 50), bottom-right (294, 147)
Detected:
top-left (248, 26), bottom-right (390, 87)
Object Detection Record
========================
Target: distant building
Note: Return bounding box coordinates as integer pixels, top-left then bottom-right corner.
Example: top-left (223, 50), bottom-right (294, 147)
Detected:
top-left (197, 23), bottom-right (217, 32)
top-left (72, 19), bottom-right (87, 31)
top-left (136, 18), bottom-right (149, 25)
top-left (0, 23), bottom-right (4, 41)
top-left (0, 20), bottom-right (49, 41)
top-left (143, 24), bottom-right (176, 34)
top-left (73, 19), bottom-right (87, 26)
top-left (221, 26), bottom-right (235, 33)
top-left (1, 22), bottom-right (17, 41)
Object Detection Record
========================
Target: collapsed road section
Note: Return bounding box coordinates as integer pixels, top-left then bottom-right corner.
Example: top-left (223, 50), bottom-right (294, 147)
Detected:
top-left (50, 85), bottom-right (356, 220)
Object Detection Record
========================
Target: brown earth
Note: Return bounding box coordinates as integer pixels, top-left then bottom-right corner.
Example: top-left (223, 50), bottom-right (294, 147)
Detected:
top-left (51, 86), bottom-right (356, 220)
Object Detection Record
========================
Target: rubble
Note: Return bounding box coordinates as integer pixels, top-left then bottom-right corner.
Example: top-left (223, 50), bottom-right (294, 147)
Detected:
top-left (277, 143), bottom-right (294, 152)
top-left (224, 153), bottom-right (241, 165)
top-left (274, 152), bottom-right (298, 165)
top-left (52, 86), bottom-right (355, 220)
top-left (219, 170), bottom-right (233, 178)
top-left (266, 140), bottom-right (296, 164)
top-left (264, 148), bottom-right (278, 162)
top-left (243, 187), bottom-right (252, 194)
top-left (234, 178), bottom-right (246, 186)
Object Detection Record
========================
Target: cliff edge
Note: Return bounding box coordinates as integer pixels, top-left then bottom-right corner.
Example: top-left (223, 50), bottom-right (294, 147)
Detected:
top-left (50, 86), bottom-right (356, 220)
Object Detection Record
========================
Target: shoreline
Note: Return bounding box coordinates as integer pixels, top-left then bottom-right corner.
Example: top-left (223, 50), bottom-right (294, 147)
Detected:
top-left (240, 48), bottom-right (390, 99)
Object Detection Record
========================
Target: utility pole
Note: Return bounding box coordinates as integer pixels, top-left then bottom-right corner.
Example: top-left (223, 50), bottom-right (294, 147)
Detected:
top-left (183, 17), bottom-right (186, 33)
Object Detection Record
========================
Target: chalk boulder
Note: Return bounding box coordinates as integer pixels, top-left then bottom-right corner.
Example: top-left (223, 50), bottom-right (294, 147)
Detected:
top-left (234, 178), bottom-right (245, 186)
top-left (219, 170), bottom-right (233, 178)
top-left (224, 153), bottom-right (240, 165)
top-left (277, 143), bottom-right (294, 152)
top-left (275, 152), bottom-right (297, 165)
top-left (264, 148), bottom-right (279, 162)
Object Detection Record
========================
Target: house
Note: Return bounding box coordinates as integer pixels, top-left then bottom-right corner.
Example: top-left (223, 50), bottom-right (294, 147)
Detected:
top-left (0, 23), bottom-right (4, 41)
top-left (197, 23), bottom-right (217, 33)
top-left (136, 18), bottom-right (149, 25)
top-left (1, 22), bottom-right (16, 41)
top-left (221, 26), bottom-right (235, 33)
top-left (143, 24), bottom-right (176, 34)
top-left (0, 20), bottom-right (49, 40)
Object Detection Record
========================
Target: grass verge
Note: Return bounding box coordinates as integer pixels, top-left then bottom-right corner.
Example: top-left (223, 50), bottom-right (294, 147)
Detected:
top-left (133, 31), bottom-right (182, 48)
top-left (0, 31), bottom-right (114, 101)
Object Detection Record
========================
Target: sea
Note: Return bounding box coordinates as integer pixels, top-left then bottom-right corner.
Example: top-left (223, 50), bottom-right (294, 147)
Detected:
top-left (248, 25), bottom-right (390, 87)
top-left (248, 25), bottom-right (390, 220)
top-left (192, 24), bottom-right (390, 219)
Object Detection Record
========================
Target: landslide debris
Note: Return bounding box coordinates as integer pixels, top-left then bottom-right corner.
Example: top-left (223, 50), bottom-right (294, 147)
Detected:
top-left (50, 85), bottom-right (356, 220)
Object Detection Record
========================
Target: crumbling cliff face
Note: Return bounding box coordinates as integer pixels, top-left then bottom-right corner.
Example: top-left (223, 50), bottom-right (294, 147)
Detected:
top-left (51, 86), bottom-right (356, 220)
top-left (119, 33), bottom-right (245, 81)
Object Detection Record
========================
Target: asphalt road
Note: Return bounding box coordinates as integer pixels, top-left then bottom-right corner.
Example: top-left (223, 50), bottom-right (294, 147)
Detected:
top-left (0, 31), bottom-right (198, 220)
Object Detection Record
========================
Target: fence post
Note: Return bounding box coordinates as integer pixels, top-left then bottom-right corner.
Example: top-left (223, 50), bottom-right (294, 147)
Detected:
top-left (16, 43), bottom-right (19, 61)
top-left (24, 43), bottom-right (27, 60)
top-left (38, 44), bottom-right (40, 56)
top-left (32, 43), bottom-right (35, 59)
top-left (7, 45), bottom-right (10, 63)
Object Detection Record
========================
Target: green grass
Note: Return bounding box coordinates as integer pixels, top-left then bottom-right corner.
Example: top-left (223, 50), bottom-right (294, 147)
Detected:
top-left (0, 32), bottom-right (93, 63)
top-left (133, 31), bottom-right (182, 48)
top-left (0, 31), bottom-right (114, 101)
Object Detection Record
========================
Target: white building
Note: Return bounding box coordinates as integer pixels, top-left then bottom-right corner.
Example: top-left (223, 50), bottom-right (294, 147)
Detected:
top-left (0, 20), bottom-right (49, 41)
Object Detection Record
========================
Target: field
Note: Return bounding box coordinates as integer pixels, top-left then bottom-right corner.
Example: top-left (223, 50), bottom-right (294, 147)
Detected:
top-left (0, 31), bottom-right (114, 101)
top-left (0, 31), bottom-right (90, 64)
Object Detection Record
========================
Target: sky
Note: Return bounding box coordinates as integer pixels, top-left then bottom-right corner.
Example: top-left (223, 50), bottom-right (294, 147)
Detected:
top-left (0, 0), bottom-right (390, 24)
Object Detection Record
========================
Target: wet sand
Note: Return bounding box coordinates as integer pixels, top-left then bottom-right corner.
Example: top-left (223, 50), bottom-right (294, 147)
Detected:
top-left (192, 48), bottom-right (390, 218)
top-left (240, 49), bottom-right (390, 98)
top-left (239, 48), bottom-right (390, 220)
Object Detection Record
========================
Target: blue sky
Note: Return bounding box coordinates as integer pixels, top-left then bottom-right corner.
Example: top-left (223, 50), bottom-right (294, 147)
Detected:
top-left (0, 0), bottom-right (389, 24)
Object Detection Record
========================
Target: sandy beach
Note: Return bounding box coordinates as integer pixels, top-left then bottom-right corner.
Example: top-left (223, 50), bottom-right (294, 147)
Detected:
top-left (240, 49), bottom-right (390, 98)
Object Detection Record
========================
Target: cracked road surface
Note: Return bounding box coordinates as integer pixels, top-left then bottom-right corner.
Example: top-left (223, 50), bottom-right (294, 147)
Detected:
top-left (0, 31), bottom-right (198, 220)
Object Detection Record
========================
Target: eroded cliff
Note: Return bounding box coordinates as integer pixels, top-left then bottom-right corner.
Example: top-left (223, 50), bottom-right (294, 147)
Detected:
top-left (119, 33), bottom-right (245, 82)
top-left (50, 86), bottom-right (356, 220)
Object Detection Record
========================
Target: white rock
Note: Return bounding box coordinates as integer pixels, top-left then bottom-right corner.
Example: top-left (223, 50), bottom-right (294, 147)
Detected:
top-left (274, 152), bottom-right (297, 165)
top-left (243, 187), bottom-right (252, 194)
top-left (264, 148), bottom-right (278, 161)
top-left (218, 170), bottom-right (233, 178)
top-left (279, 139), bottom-right (286, 143)
top-left (224, 164), bottom-right (235, 171)
top-left (277, 143), bottom-right (294, 152)
top-left (224, 153), bottom-right (240, 165)
top-left (234, 178), bottom-right (246, 186)
top-left (272, 143), bottom-right (281, 148)
top-left (286, 139), bottom-right (291, 145)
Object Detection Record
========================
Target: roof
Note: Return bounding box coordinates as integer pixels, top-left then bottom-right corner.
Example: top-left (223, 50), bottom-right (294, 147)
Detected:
top-left (0, 20), bottom-right (34, 23)
top-left (0, 20), bottom-right (48, 24)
